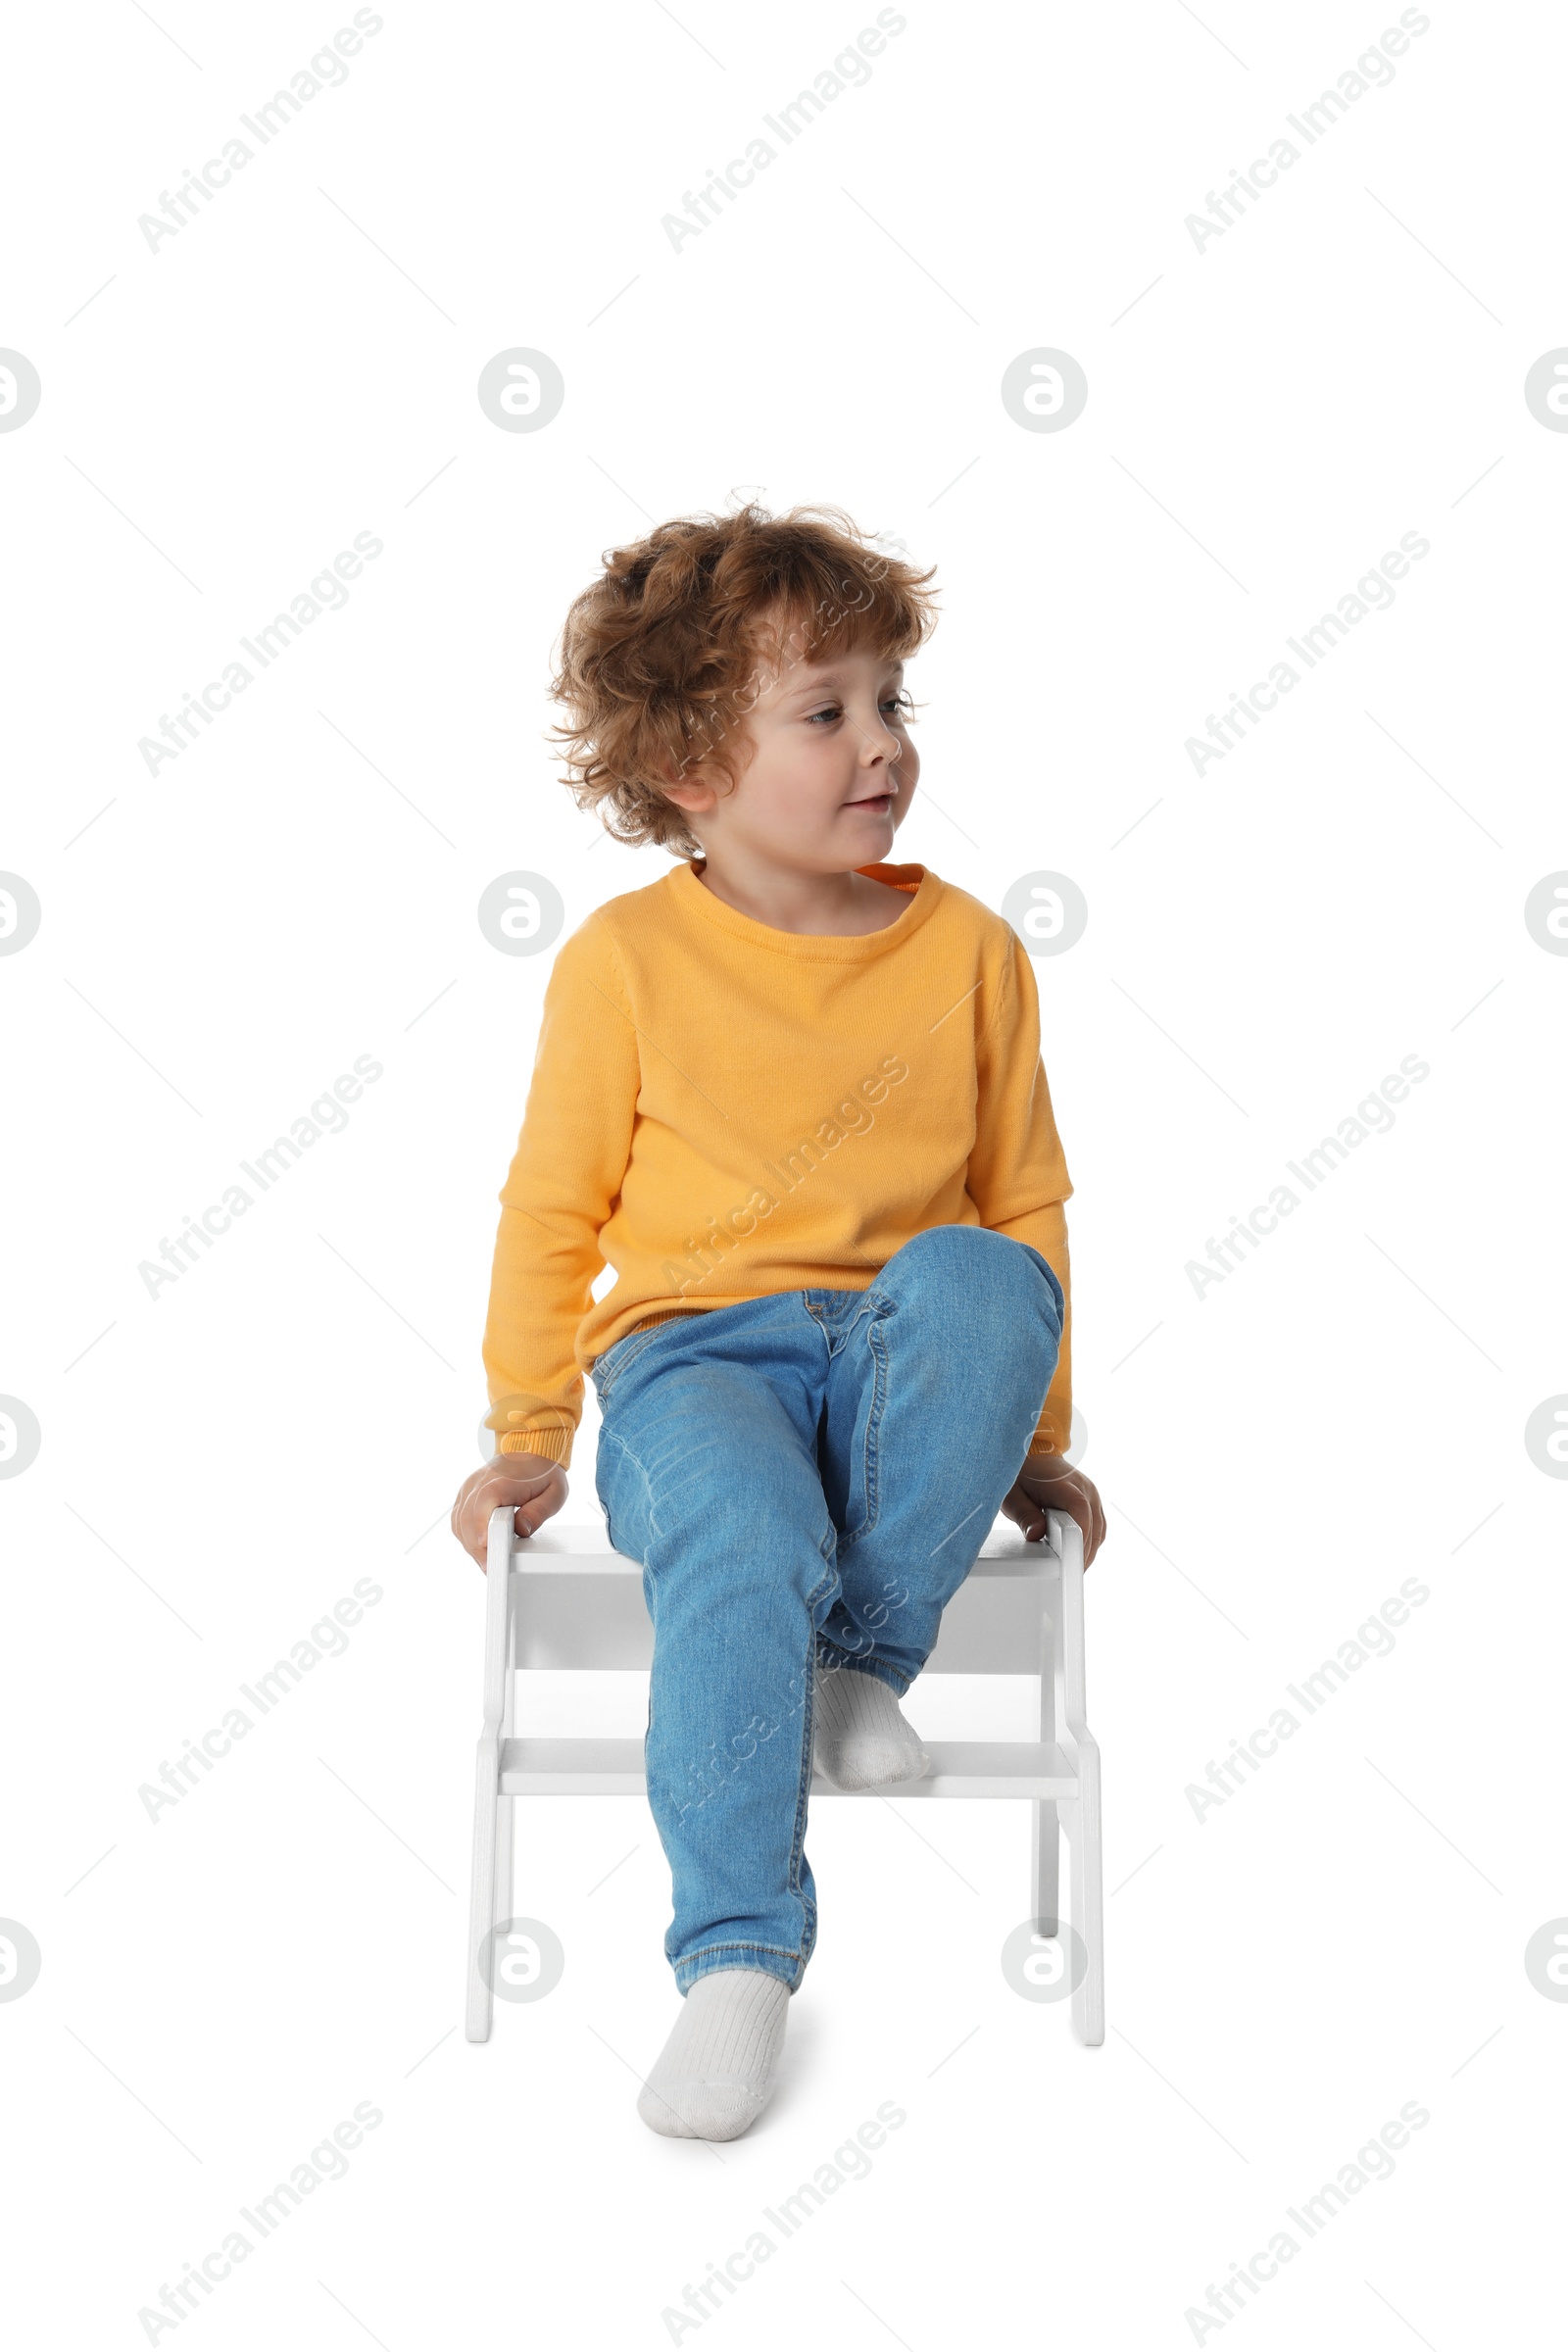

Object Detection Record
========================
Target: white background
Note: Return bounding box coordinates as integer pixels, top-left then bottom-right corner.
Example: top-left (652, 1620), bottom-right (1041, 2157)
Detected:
top-left (3, 0), bottom-right (1564, 2343)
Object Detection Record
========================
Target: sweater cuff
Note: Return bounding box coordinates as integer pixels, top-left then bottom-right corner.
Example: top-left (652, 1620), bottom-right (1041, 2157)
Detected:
top-left (1027, 1430), bottom-right (1067, 1459)
top-left (499, 1429), bottom-right (572, 1469)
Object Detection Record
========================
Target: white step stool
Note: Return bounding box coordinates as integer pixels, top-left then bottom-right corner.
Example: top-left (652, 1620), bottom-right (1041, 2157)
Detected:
top-left (466, 1505), bottom-right (1103, 2046)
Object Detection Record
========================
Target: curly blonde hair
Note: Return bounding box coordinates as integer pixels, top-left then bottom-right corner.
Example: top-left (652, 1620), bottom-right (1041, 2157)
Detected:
top-left (547, 501), bottom-right (940, 857)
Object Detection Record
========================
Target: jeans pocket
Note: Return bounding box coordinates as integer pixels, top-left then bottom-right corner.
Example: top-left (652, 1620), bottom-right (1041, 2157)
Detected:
top-left (592, 1326), bottom-right (642, 1403)
top-left (594, 1313), bottom-right (677, 1405)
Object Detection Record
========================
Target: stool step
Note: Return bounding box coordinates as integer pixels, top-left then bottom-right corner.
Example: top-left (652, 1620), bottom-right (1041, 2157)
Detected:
top-left (497, 1737), bottom-right (1077, 1799)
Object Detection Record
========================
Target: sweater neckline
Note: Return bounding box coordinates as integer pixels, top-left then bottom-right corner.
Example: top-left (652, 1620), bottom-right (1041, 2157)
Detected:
top-left (669, 858), bottom-right (940, 958)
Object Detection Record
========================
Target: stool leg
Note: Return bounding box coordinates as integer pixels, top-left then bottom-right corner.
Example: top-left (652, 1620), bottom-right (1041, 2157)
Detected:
top-left (466, 1739), bottom-right (499, 2043)
top-left (1031, 1798), bottom-right (1060, 1936)
top-left (495, 1792), bottom-right (514, 1931)
top-left (494, 1600), bottom-right (516, 1935)
top-left (1050, 1511), bottom-right (1103, 2047)
top-left (1067, 1753), bottom-right (1104, 2047)
top-left (1033, 1574), bottom-right (1060, 1936)
top-left (466, 1507), bottom-right (516, 2044)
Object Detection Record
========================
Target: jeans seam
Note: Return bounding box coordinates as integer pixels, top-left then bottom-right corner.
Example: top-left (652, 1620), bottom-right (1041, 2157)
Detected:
top-left (817, 1646), bottom-right (903, 1684)
top-left (598, 1422), bottom-right (665, 1544)
top-left (859, 1297), bottom-right (893, 1536)
top-left (835, 1292), bottom-right (894, 1554)
top-left (594, 1426), bottom-right (627, 1550)
top-left (676, 1940), bottom-right (806, 1975)
top-left (786, 1600), bottom-right (824, 1963)
top-left (816, 1649), bottom-right (909, 1699)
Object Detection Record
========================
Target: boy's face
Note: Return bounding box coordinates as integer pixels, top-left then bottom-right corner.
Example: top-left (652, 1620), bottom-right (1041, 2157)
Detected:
top-left (662, 622), bottom-right (919, 872)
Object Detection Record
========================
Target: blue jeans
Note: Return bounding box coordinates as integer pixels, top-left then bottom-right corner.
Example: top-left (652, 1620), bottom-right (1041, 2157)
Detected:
top-left (589, 1223), bottom-right (1064, 1996)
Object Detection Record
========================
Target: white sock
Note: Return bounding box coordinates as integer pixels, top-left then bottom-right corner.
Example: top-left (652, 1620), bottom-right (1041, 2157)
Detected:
top-left (637, 1970), bottom-right (790, 2141)
top-left (813, 1659), bottom-right (929, 1790)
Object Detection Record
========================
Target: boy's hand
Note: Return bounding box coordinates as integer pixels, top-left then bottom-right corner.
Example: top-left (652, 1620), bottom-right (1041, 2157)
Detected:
top-left (1001, 1452), bottom-right (1106, 1570)
top-left (451, 1451), bottom-right (568, 1571)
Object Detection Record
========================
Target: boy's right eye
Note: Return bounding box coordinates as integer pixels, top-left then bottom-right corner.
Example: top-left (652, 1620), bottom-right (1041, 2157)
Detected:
top-left (805, 706), bottom-right (842, 724)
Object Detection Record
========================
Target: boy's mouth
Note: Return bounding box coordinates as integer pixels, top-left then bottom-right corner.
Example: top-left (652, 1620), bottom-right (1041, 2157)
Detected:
top-left (846, 788), bottom-right (896, 808)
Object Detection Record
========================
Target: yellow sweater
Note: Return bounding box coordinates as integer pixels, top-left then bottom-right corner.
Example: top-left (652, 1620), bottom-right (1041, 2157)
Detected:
top-left (483, 858), bottom-right (1074, 1470)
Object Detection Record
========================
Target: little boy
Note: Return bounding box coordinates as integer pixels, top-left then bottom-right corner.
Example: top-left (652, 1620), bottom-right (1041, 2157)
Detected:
top-left (451, 502), bottom-right (1106, 2142)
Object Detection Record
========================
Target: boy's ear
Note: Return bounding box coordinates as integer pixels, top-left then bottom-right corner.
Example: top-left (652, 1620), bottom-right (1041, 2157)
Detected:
top-left (658, 757), bottom-right (716, 814)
